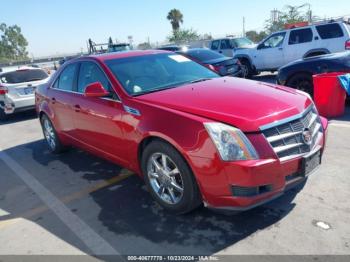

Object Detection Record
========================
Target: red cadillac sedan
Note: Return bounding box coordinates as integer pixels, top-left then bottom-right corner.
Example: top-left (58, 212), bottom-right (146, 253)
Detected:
top-left (35, 50), bottom-right (328, 214)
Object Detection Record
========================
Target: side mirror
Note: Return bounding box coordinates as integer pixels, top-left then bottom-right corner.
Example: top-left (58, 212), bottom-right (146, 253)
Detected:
top-left (84, 82), bottom-right (109, 97)
top-left (257, 43), bottom-right (264, 50)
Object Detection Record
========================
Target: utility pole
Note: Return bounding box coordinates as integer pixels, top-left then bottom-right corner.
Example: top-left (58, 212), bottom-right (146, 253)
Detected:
top-left (242, 17), bottom-right (246, 37)
top-left (271, 8), bottom-right (279, 23)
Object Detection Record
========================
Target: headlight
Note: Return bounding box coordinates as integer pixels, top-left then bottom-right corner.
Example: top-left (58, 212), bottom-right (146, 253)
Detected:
top-left (204, 122), bottom-right (259, 161)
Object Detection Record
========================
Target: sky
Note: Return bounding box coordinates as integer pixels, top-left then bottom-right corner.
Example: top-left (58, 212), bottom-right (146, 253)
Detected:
top-left (1, 0), bottom-right (349, 57)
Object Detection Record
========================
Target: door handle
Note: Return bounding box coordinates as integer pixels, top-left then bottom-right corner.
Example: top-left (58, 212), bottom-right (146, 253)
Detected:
top-left (74, 104), bottom-right (81, 112)
top-left (219, 50), bottom-right (223, 53)
top-left (278, 47), bottom-right (283, 50)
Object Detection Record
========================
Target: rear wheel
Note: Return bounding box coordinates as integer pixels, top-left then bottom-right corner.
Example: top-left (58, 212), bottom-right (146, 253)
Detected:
top-left (40, 114), bottom-right (67, 153)
top-left (286, 73), bottom-right (313, 96)
top-left (141, 141), bottom-right (202, 214)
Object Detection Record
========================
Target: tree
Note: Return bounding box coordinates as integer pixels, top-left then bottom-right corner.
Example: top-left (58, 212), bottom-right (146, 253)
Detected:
top-left (265, 4), bottom-right (312, 33)
top-left (0, 23), bottom-right (28, 62)
top-left (167, 9), bottom-right (183, 32)
top-left (245, 30), bottom-right (268, 43)
top-left (168, 28), bottom-right (199, 44)
top-left (137, 42), bottom-right (152, 50)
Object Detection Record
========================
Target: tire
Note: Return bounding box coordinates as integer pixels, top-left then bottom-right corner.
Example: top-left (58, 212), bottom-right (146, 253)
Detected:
top-left (286, 73), bottom-right (314, 96)
top-left (0, 107), bottom-right (8, 121)
top-left (40, 114), bottom-right (67, 154)
top-left (240, 59), bottom-right (253, 78)
top-left (141, 141), bottom-right (202, 214)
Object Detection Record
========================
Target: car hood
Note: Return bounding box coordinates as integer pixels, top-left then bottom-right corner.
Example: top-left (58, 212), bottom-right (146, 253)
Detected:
top-left (136, 77), bottom-right (311, 132)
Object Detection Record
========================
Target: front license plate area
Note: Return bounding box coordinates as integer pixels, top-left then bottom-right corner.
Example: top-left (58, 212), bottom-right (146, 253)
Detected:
top-left (301, 149), bottom-right (321, 177)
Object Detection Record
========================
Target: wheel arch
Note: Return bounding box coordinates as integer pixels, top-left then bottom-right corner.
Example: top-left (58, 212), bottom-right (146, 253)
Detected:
top-left (303, 48), bottom-right (330, 58)
top-left (137, 134), bottom-right (204, 194)
top-left (138, 135), bottom-right (189, 173)
top-left (234, 54), bottom-right (253, 66)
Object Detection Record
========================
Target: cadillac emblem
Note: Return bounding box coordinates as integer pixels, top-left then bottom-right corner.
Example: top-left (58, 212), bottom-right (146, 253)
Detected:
top-left (302, 128), bottom-right (312, 145)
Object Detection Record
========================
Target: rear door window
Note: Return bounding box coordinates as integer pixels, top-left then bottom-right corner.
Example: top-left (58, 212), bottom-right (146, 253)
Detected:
top-left (220, 39), bottom-right (231, 49)
top-left (55, 64), bottom-right (78, 91)
top-left (289, 28), bottom-right (313, 45)
top-left (0, 69), bottom-right (48, 84)
top-left (211, 40), bottom-right (220, 50)
top-left (316, 23), bottom-right (344, 39)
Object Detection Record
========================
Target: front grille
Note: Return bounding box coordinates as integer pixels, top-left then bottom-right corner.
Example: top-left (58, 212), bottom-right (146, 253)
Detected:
top-left (261, 106), bottom-right (323, 161)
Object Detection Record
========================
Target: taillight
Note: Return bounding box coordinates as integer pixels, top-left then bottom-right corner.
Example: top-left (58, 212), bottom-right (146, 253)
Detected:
top-left (207, 64), bottom-right (216, 71)
top-left (345, 39), bottom-right (350, 50)
top-left (0, 85), bottom-right (8, 95)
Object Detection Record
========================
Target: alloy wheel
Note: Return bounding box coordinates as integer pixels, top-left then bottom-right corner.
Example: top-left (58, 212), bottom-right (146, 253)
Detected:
top-left (43, 118), bottom-right (56, 150)
top-left (147, 152), bottom-right (184, 205)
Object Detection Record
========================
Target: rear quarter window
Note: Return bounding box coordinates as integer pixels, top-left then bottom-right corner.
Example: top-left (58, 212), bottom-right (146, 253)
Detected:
top-left (316, 23), bottom-right (344, 39)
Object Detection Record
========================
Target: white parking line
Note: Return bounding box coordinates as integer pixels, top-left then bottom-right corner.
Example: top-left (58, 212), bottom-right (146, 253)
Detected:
top-left (0, 148), bottom-right (119, 256)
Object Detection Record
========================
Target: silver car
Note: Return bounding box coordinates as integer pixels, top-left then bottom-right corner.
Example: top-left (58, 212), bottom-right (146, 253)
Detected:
top-left (0, 67), bottom-right (50, 120)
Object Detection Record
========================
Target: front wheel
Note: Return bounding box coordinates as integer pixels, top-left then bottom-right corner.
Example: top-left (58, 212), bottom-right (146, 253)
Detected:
top-left (240, 59), bottom-right (253, 78)
top-left (286, 73), bottom-right (313, 97)
top-left (141, 141), bottom-right (202, 214)
top-left (40, 114), bottom-right (67, 154)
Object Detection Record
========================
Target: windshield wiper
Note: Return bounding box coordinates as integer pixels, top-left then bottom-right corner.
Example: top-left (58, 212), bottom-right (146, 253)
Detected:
top-left (132, 85), bottom-right (180, 96)
top-left (189, 78), bottom-right (212, 84)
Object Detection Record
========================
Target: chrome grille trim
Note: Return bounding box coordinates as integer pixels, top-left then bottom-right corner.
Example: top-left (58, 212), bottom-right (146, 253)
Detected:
top-left (260, 105), bottom-right (323, 161)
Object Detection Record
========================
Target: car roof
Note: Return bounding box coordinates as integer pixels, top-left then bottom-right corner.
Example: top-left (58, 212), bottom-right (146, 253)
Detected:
top-left (0, 66), bottom-right (43, 75)
top-left (212, 36), bottom-right (249, 40)
top-left (181, 48), bottom-right (211, 53)
top-left (88, 50), bottom-right (171, 62)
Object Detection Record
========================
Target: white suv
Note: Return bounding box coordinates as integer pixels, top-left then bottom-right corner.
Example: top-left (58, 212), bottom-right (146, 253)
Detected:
top-left (232, 20), bottom-right (350, 77)
top-left (209, 37), bottom-right (256, 57)
top-left (0, 67), bottom-right (50, 120)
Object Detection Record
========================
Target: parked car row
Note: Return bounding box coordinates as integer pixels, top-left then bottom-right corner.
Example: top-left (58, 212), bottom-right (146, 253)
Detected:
top-left (209, 19), bottom-right (350, 77)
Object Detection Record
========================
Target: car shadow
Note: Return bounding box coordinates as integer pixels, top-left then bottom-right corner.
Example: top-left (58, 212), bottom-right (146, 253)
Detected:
top-left (0, 110), bottom-right (37, 126)
top-left (2, 139), bottom-right (305, 255)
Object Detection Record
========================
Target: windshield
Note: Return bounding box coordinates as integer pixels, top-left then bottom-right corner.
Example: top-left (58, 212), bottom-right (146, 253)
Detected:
top-left (0, 69), bottom-right (48, 84)
top-left (185, 49), bottom-right (224, 62)
top-left (231, 37), bottom-right (255, 48)
top-left (105, 53), bottom-right (219, 96)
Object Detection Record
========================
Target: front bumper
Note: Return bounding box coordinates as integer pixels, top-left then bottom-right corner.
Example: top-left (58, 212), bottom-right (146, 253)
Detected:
top-left (188, 118), bottom-right (328, 211)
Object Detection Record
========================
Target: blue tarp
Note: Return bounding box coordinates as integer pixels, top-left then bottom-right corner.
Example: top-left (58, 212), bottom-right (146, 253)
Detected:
top-left (338, 73), bottom-right (350, 95)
